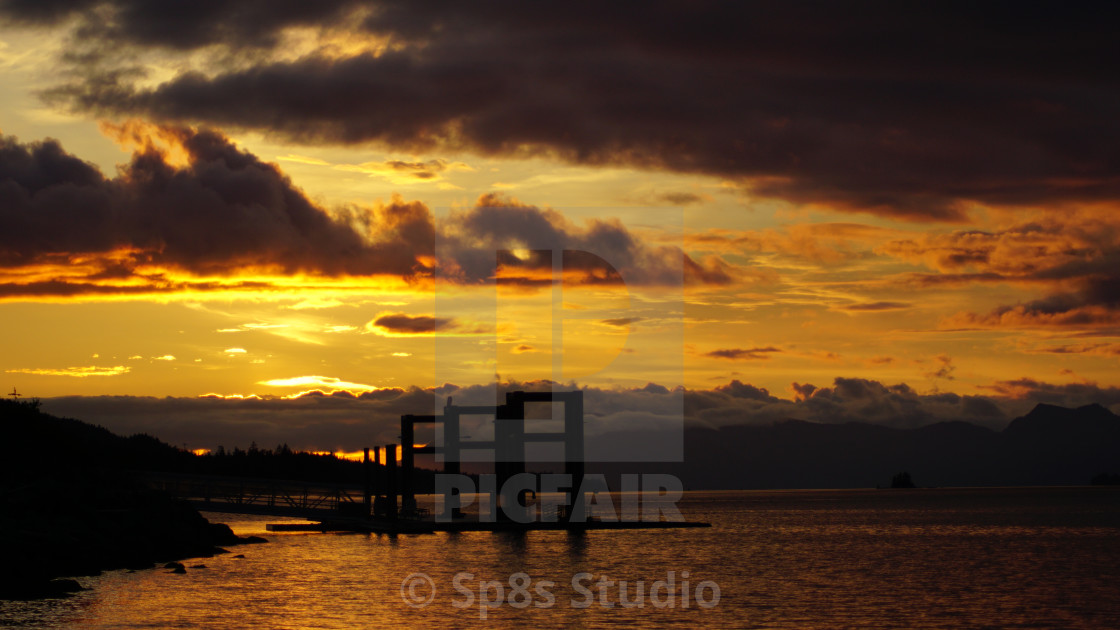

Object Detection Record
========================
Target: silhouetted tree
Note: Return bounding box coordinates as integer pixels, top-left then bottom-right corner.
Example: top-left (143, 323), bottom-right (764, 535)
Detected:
top-left (891, 471), bottom-right (916, 488)
top-left (1091, 472), bottom-right (1120, 486)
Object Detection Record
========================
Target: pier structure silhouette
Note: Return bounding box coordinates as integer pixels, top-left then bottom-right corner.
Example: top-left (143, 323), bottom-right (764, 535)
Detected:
top-left (145, 390), bottom-right (709, 533)
top-left (394, 389), bottom-right (585, 523)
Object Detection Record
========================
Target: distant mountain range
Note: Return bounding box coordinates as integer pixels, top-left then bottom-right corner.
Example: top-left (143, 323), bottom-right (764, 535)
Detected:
top-left (590, 403), bottom-right (1120, 489)
top-left (3, 397), bottom-right (1116, 490)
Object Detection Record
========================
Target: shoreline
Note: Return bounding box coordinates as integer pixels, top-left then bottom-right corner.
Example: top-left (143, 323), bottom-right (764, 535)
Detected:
top-left (0, 477), bottom-right (268, 600)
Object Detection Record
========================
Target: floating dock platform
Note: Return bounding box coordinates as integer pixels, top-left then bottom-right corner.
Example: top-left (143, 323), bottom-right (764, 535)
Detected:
top-left (268, 518), bottom-right (711, 534)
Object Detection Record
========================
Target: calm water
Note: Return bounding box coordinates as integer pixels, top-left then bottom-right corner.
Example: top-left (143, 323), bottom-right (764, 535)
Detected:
top-left (4, 487), bottom-right (1120, 629)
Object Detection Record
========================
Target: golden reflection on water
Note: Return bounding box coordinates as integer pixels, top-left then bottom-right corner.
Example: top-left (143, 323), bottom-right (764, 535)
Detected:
top-left (3, 487), bottom-right (1120, 628)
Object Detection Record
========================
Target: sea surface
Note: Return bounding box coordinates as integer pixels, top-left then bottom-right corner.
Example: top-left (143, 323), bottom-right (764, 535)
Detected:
top-left (3, 487), bottom-right (1120, 629)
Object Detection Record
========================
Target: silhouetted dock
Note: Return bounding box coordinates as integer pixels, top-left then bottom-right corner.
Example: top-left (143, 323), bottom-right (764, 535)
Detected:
top-left (142, 390), bottom-right (711, 532)
top-left (265, 518), bottom-right (709, 534)
top-left (142, 471), bottom-right (369, 520)
top-left (357, 519), bottom-right (711, 534)
top-left (142, 471), bottom-right (710, 532)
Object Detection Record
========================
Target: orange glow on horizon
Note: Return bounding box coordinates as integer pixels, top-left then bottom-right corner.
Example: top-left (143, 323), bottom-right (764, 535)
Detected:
top-left (0, 259), bottom-right (423, 303)
top-left (311, 450), bottom-right (371, 462)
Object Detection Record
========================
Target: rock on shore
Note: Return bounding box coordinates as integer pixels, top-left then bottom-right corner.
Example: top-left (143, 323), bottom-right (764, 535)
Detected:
top-left (0, 473), bottom-right (266, 599)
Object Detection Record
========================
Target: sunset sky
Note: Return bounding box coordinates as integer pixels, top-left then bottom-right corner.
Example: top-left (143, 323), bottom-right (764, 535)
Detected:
top-left (2, 2), bottom-right (1119, 451)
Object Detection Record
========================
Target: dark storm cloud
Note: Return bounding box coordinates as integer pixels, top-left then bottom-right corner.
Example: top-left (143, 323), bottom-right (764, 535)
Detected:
top-left (439, 193), bottom-right (713, 287)
top-left (0, 0), bottom-right (362, 50)
top-left (0, 127), bottom-right (432, 281)
top-left (0, 130), bottom-right (724, 295)
top-left (15, 1), bottom-right (1120, 220)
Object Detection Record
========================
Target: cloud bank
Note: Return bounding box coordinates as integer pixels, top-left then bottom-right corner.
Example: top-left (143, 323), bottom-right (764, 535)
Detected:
top-left (37, 376), bottom-right (1120, 453)
top-left (10, 1), bottom-right (1120, 219)
top-left (0, 127), bottom-right (721, 298)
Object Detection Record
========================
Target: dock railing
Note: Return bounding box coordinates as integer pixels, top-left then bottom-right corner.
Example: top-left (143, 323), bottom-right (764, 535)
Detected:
top-left (137, 471), bottom-right (366, 517)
